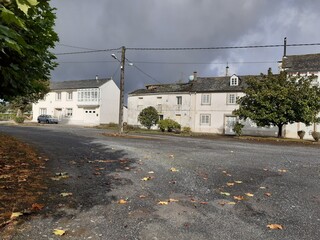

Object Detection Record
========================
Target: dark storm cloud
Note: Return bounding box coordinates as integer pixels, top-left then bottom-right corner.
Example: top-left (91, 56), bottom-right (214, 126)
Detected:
top-left (51, 0), bottom-right (320, 94)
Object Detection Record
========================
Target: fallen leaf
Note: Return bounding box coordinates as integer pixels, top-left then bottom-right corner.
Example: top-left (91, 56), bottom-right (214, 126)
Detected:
top-left (226, 201), bottom-right (236, 205)
top-left (218, 201), bottom-right (235, 206)
top-left (264, 192), bottom-right (272, 197)
top-left (245, 193), bottom-right (254, 197)
top-left (32, 203), bottom-right (45, 211)
top-left (168, 198), bottom-right (179, 202)
top-left (148, 171), bottom-right (155, 174)
top-left (10, 212), bottom-right (23, 219)
top-left (139, 195), bottom-right (146, 198)
top-left (53, 229), bottom-right (66, 236)
top-left (199, 201), bottom-right (208, 205)
top-left (227, 174), bottom-right (232, 177)
top-left (233, 195), bottom-right (244, 201)
top-left (259, 186), bottom-right (266, 189)
top-left (60, 192), bottom-right (73, 197)
top-left (169, 154), bottom-right (174, 158)
top-left (222, 171), bottom-right (227, 174)
top-left (278, 169), bottom-right (287, 173)
top-left (170, 167), bottom-right (179, 172)
top-left (220, 192), bottom-right (231, 196)
top-left (158, 201), bottom-right (169, 205)
top-left (226, 182), bottom-right (235, 186)
top-left (118, 199), bottom-right (127, 204)
top-left (141, 176), bottom-right (152, 181)
top-left (267, 224), bottom-right (283, 230)
top-left (263, 168), bottom-right (269, 171)
top-left (234, 180), bottom-right (243, 184)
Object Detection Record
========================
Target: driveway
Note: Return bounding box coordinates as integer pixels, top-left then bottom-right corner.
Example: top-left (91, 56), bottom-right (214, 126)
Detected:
top-left (0, 125), bottom-right (319, 240)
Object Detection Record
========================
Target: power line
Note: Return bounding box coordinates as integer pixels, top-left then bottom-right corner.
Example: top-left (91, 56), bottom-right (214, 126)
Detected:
top-left (53, 42), bottom-right (320, 55)
top-left (56, 43), bottom-right (101, 51)
top-left (127, 43), bottom-right (320, 51)
top-left (55, 47), bottom-right (121, 55)
top-left (131, 64), bottom-right (162, 84)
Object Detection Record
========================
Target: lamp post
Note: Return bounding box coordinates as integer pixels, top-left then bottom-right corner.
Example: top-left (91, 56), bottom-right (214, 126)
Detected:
top-left (112, 46), bottom-right (126, 134)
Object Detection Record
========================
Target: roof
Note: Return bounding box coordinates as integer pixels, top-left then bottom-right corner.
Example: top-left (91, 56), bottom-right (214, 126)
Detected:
top-left (282, 53), bottom-right (320, 72)
top-left (50, 78), bottom-right (112, 90)
top-left (130, 83), bottom-right (193, 95)
top-left (129, 75), bottom-right (251, 95)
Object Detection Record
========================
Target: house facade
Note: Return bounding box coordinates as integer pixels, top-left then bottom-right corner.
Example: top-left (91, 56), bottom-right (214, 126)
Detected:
top-left (32, 78), bottom-right (120, 125)
top-left (280, 53), bottom-right (320, 139)
top-left (128, 73), bottom-right (277, 136)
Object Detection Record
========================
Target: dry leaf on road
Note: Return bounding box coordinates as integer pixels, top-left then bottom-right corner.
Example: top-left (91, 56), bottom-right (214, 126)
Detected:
top-left (170, 167), bottom-right (179, 172)
top-left (220, 192), bottom-right (231, 196)
top-left (60, 192), bottom-right (72, 197)
top-left (53, 229), bottom-right (66, 236)
top-left (118, 199), bottom-right (127, 204)
top-left (158, 201), bottom-right (169, 205)
top-left (226, 182), bottom-right (235, 186)
top-left (10, 212), bottom-right (23, 219)
top-left (234, 180), bottom-right (243, 184)
top-left (267, 224), bottom-right (283, 230)
top-left (245, 193), bottom-right (254, 197)
top-left (141, 176), bottom-right (152, 181)
top-left (233, 195), bottom-right (244, 201)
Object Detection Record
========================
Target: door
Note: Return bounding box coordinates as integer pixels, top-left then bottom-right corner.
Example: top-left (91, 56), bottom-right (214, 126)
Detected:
top-left (84, 108), bottom-right (99, 124)
top-left (224, 116), bottom-right (237, 135)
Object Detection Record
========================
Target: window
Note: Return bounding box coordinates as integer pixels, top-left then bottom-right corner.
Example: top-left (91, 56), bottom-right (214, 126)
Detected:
top-left (56, 92), bottom-right (61, 101)
top-left (200, 114), bottom-right (211, 125)
top-left (227, 93), bottom-right (237, 104)
top-left (159, 115), bottom-right (164, 120)
top-left (177, 96), bottom-right (182, 105)
top-left (77, 88), bottom-right (99, 102)
top-left (40, 108), bottom-right (47, 115)
top-left (201, 94), bottom-right (211, 105)
top-left (230, 76), bottom-right (239, 86)
top-left (67, 92), bottom-right (73, 100)
top-left (66, 108), bottom-right (73, 117)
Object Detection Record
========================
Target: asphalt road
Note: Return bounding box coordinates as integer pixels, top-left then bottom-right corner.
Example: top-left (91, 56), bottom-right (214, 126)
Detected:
top-left (0, 124), bottom-right (319, 240)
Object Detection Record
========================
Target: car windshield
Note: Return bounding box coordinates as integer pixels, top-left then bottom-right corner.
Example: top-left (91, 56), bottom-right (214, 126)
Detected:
top-left (47, 115), bottom-right (53, 118)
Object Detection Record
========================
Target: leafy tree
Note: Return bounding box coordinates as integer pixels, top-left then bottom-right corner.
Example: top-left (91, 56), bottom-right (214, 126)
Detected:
top-left (138, 106), bottom-right (159, 129)
top-left (233, 69), bottom-right (320, 138)
top-left (0, 0), bottom-right (58, 100)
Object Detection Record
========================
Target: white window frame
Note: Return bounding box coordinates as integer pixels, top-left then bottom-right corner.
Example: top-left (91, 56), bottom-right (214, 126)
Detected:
top-left (177, 96), bottom-right (182, 105)
top-left (39, 108), bottom-right (47, 115)
top-left (65, 108), bottom-right (73, 118)
top-left (67, 92), bottom-right (73, 101)
top-left (201, 94), bottom-right (211, 105)
top-left (200, 114), bottom-right (211, 126)
top-left (230, 76), bottom-right (239, 86)
top-left (227, 93), bottom-right (237, 105)
top-left (56, 92), bottom-right (61, 101)
top-left (77, 88), bottom-right (100, 102)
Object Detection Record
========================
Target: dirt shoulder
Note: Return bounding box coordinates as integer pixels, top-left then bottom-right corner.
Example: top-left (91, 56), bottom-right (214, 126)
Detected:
top-left (0, 134), bottom-right (48, 230)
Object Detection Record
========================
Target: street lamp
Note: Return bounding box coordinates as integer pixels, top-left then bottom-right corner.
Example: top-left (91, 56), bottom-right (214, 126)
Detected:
top-left (112, 46), bottom-right (126, 134)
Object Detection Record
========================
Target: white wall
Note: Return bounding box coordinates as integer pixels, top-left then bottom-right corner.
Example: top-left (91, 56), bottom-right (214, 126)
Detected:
top-left (128, 93), bottom-right (191, 128)
top-left (99, 80), bottom-right (120, 124)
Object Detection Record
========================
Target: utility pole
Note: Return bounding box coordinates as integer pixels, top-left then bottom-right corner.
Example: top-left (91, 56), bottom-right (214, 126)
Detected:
top-left (118, 46), bottom-right (126, 134)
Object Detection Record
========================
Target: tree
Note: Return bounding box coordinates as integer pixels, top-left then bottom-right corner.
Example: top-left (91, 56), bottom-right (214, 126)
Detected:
top-left (138, 106), bottom-right (159, 129)
top-left (233, 69), bottom-right (320, 138)
top-left (0, 0), bottom-right (58, 100)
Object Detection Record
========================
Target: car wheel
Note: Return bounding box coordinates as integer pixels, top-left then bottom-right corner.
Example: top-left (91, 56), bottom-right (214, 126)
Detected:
top-left (46, 120), bottom-right (49, 124)
top-left (38, 120), bottom-right (40, 123)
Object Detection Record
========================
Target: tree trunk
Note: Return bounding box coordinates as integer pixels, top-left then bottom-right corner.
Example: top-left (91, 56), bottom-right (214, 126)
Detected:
top-left (277, 124), bottom-right (283, 138)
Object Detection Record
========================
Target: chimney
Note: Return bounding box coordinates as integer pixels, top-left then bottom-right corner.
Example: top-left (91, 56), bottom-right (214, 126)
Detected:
top-left (226, 64), bottom-right (229, 77)
top-left (283, 37), bottom-right (287, 58)
top-left (193, 71), bottom-right (197, 81)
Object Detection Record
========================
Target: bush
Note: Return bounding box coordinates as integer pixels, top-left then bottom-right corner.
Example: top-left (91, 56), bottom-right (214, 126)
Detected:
top-left (297, 130), bottom-right (306, 140)
top-left (124, 124), bottom-right (141, 131)
top-left (182, 127), bottom-right (191, 134)
top-left (14, 116), bottom-right (25, 123)
top-left (233, 122), bottom-right (244, 136)
top-left (158, 119), bottom-right (181, 132)
top-left (138, 107), bottom-right (159, 129)
top-left (311, 131), bottom-right (320, 142)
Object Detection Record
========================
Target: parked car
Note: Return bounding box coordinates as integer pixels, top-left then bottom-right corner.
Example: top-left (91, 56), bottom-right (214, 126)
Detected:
top-left (37, 115), bottom-right (58, 124)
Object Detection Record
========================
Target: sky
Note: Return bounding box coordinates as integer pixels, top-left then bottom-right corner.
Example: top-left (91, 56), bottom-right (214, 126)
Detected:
top-left (51, 0), bottom-right (320, 95)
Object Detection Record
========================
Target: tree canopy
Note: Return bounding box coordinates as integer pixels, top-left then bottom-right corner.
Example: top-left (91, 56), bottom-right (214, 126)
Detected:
top-left (233, 69), bottom-right (320, 137)
top-left (0, 0), bottom-right (58, 101)
top-left (138, 106), bottom-right (159, 129)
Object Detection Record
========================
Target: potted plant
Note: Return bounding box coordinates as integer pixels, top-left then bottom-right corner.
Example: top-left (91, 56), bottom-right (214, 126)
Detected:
top-left (297, 130), bottom-right (305, 140)
top-left (311, 131), bottom-right (320, 142)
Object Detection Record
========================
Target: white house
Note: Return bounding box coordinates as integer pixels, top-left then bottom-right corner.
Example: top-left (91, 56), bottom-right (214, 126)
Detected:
top-left (128, 73), bottom-right (277, 136)
top-left (280, 53), bottom-right (320, 139)
top-left (32, 78), bottom-right (121, 125)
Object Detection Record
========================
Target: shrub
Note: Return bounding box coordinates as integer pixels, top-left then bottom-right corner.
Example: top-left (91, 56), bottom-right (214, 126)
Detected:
top-left (311, 131), bottom-right (320, 142)
top-left (14, 116), bottom-right (25, 123)
top-left (297, 130), bottom-right (306, 140)
top-left (233, 122), bottom-right (244, 136)
top-left (182, 127), bottom-right (191, 134)
top-left (138, 106), bottom-right (159, 129)
top-left (158, 119), bottom-right (181, 132)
